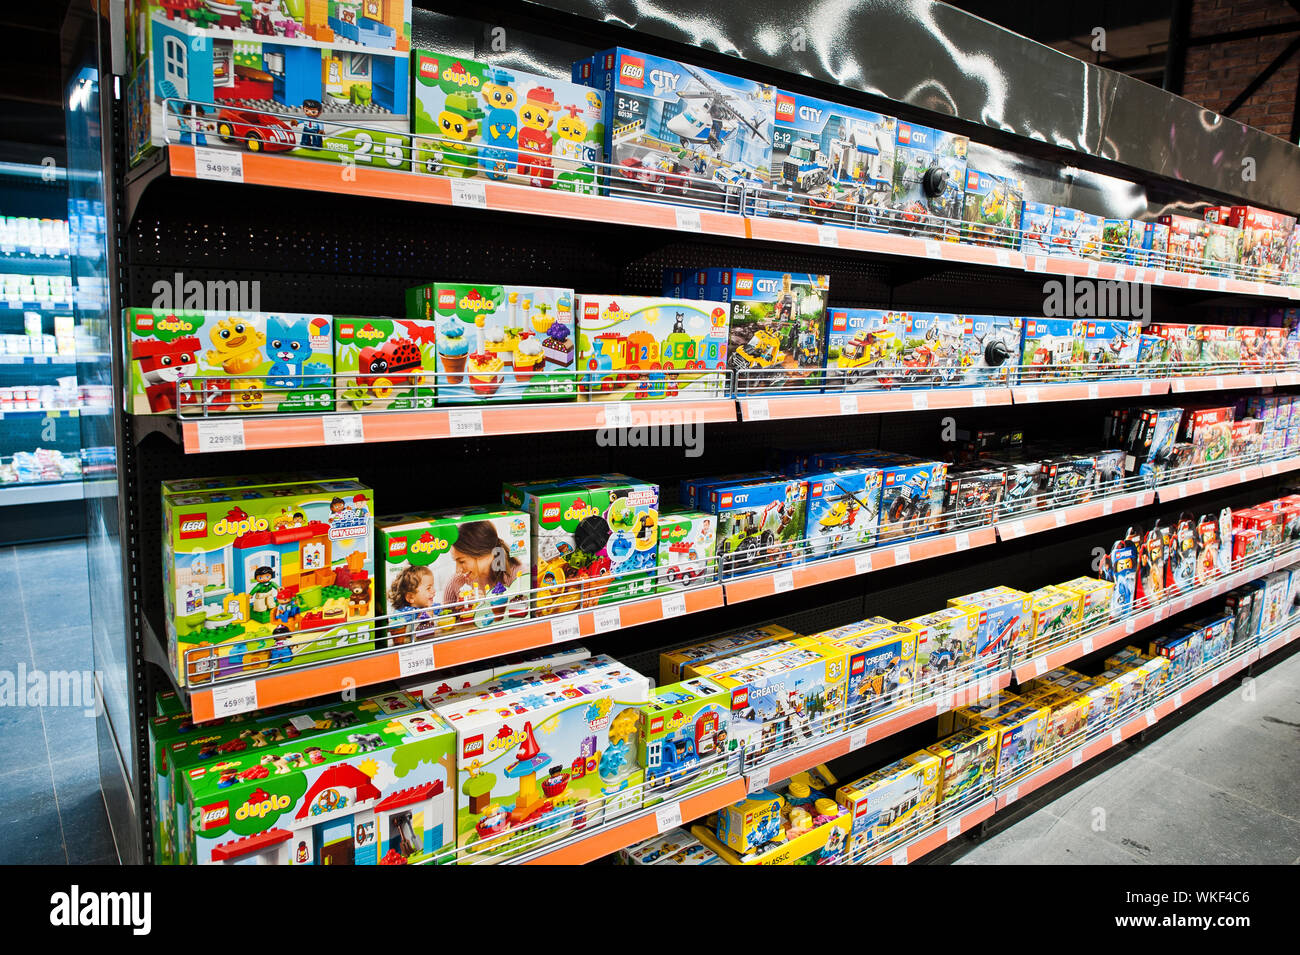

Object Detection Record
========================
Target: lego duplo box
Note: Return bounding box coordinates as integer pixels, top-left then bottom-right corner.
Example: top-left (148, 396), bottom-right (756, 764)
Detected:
top-left (163, 480), bottom-right (375, 687)
top-left (770, 89), bottom-right (896, 215)
top-left (335, 316), bottom-right (437, 411)
top-left (377, 509), bottom-right (531, 644)
top-left (656, 510), bottom-right (718, 591)
top-left (706, 477), bottom-right (808, 576)
top-left (424, 655), bottom-right (627, 724)
top-left (801, 466), bottom-right (883, 558)
top-left (574, 294), bottom-right (730, 399)
top-left (637, 677), bottom-right (734, 804)
top-left (837, 751), bottom-right (941, 857)
top-left (399, 645), bottom-right (591, 705)
top-left (437, 666), bottom-right (652, 863)
top-left (658, 623), bottom-right (797, 684)
top-left (126, 308), bottom-right (334, 415)
top-left (502, 473), bottom-right (660, 613)
top-left (412, 51), bottom-right (604, 192)
top-left (574, 48), bottom-right (776, 203)
top-left (406, 283), bottom-right (575, 404)
top-left (926, 725), bottom-right (998, 805)
top-left (183, 712), bottom-right (454, 867)
top-left (126, 3), bottom-right (412, 168)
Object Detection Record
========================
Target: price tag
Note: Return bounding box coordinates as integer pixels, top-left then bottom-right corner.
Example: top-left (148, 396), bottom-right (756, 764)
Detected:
top-left (196, 419), bottom-right (246, 453)
top-left (1028, 256), bottom-right (1046, 273)
top-left (1034, 658), bottom-right (1047, 676)
top-left (817, 225), bottom-right (839, 247)
top-left (890, 846), bottom-right (909, 865)
top-left (1174, 691), bottom-right (1183, 708)
top-left (323, 414), bottom-right (364, 444)
top-left (937, 689), bottom-right (953, 712)
top-left (1111, 727), bottom-right (1123, 745)
top-left (747, 399), bottom-right (770, 421)
top-left (1144, 709), bottom-right (1156, 727)
top-left (955, 533), bottom-right (971, 552)
top-left (211, 680), bottom-right (258, 717)
top-left (1022, 387), bottom-right (1039, 404)
top-left (912, 392), bottom-right (929, 410)
top-left (550, 615), bottom-right (580, 644)
top-left (654, 802), bottom-right (683, 833)
top-left (1004, 784), bottom-right (1020, 805)
top-left (674, 207), bottom-right (702, 232)
top-left (995, 250), bottom-right (1011, 268)
top-left (1082, 636), bottom-right (1094, 653)
top-left (747, 765), bottom-right (770, 793)
top-left (447, 409), bottom-right (484, 437)
top-left (893, 545), bottom-right (912, 565)
top-left (1141, 381), bottom-right (1152, 396)
top-left (660, 592), bottom-right (687, 618)
top-left (1217, 277), bottom-right (1228, 292)
top-left (601, 403), bottom-right (633, 429)
top-left (1215, 376), bottom-right (1225, 390)
top-left (449, 178), bottom-right (487, 209)
top-left (193, 147), bottom-right (245, 183)
top-left (971, 390), bottom-right (987, 407)
top-left (1133, 267), bottom-right (1149, 284)
top-left (1055, 512), bottom-right (1067, 528)
top-left (1086, 261), bottom-right (1099, 278)
top-left (853, 552), bottom-right (873, 575)
top-left (839, 393), bottom-right (858, 416)
top-left (397, 642), bottom-right (435, 676)
top-left (924, 240), bottom-right (943, 259)
top-left (289, 715), bottom-right (319, 732)
top-left (593, 606), bottom-right (621, 634)
top-left (850, 727), bottom-right (869, 750)
top-left (772, 570), bottom-right (794, 594)
top-left (1102, 499), bottom-right (1114, 515)
top-left (1005, 521), bottom-right (1026, 539)
top-left (1211, 672), bottom-right (1220, 687)
top-left (1087, 383), bottom-right (1100, 400)
top-left (1072, 750), bottom-right (1084, 768)
top-left (1125, 618), bottom-right (1136, 635)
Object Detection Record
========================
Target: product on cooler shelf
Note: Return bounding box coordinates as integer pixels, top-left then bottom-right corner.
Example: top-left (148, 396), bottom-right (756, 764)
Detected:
top-left (655, 510), bottom-right (718, 589)
top-left (836, 750), bottom-right (941, 856)
top-left (335, 316), bottom-right (437, 411)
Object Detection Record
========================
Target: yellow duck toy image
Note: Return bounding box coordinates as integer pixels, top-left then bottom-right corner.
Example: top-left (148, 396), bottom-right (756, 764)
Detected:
top-left (206, 317), bottom-right (266, 375)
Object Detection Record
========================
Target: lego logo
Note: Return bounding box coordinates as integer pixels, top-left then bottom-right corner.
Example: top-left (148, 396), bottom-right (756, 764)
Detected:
top-left (855, 801), bottom-right (871, 818)
top-left (339, 324), bottom-right (355, 339)
top-left (437, 289), bottom-right (457, 310)
top-left (417, 55), bottom-right (439, 80)
top-left (734, 274), bottom-right (754, 296)
top-left (898, 124), bottom-right (911, 144)
top-left (135, 315), bottom-right (155, 331)
top-left (730, 688), bottom-right (748, 710)
top-left (832, 312), bottom-right (847, 331)
top-left (649, 716), bottom-right (664, 734)
top-left (619, 55), bottom-right (645, 87)
top-left (200, 803), bottom-right (229, 830)
top-left (463, 735), bottom-right (484, 758)
top-left (584, 302), bottom-right (601, 320)
top-left (1027, 321), bottom-right (1035, 335)
top-left (719, 494), bottom-right (733, 508)
top-left (388, 538), bottom-right (408, 559)
top-left (967, 171), bottom-right (980, 190)
top-left (775, 95), bottom-right (796, 120)
top-left (541, 503), bottom-right (561, 522)
top-left (811, 482), bottom-right (823, 497)
top-left (179, 515), bottom-right (207, 539)
top-left (851, 657), bottom-right (865, 675)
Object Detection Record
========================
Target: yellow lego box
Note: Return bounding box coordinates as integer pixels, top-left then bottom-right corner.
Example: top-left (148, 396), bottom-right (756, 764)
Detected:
top-left (804, 621), bottom-right (918, 722)
top-left (979, 702), bottom-right (1049, 781)
top-left (1054, 576), bottom-right (1115, 628)
top-left (907, 605), bottom-right (982, 689)
top-left (926, 724), bottom-right (998, 805)
top-left (694, 781), bottom-right (851, 864)
top-left (1043, 691), bottom-right (1091, 752)
top-left (836, 750), bottom-right (941, 858)
top-left (659, 623), bottom-right (797, 684)
top-left (939, 689), bottom-right (1022, 736)
top-left (1029, 585), bottom-right (1082, 651)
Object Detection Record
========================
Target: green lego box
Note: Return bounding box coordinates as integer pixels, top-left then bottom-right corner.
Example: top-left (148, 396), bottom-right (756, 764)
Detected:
top-left (335, 316), bottom-right (438, 410)
top-left (656, 510), bottom-right (717, 591)
top-left (638, 677), bottom-right (734, 805)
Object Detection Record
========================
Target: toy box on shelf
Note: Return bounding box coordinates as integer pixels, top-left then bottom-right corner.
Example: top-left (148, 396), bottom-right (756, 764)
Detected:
top-left (1020, 318), bottom-right (1087, 379)
top-left (435, 663), bottom-right (652, 862)
top-left (1160, 215), bottom-right (1207, 273)
top-left (836, 750), bottom-right (941, 857)
top-left (959, 315), bottom-right (1023, 385)
top-left (1201, 221), bottom-right (1242, 276)
top-left (1020, 202), bottom-right (1054, 254)
top-left (1049, 207), bottom-right (1104, 259)
top-left (658, 623), bottom-right (798, 684)
top-left (889, 121), bottom-right (969, 239)
top-left (574, 295), bottom-right (729, 399)
top-left (812, 621), bottom-right (917, 720)
top-left (574, 48), bottom-right (776, 204)
top-left (618, 828), bottom-right (722, 864)
top-left (655, 510), bottom-right (717, 590)
top-left (926, 724), bottom-right (998, 805)
top-left (961, 169), bottom-right (1024, 248)
top-left (126, 1), bottom-right (411, 168)
top-left (412, 51), bottom-right (604, 191)
top-left (696, 780), bottom-right (851, 864)
top-left (163, 479), bottom-right (375, 687)
top-left (406, 283), bottom-right (575, 404)
top-left (907, 605), bottom-right (981, 688)
top-left (637, 677), bottom-right (733, 803)
top-left (377, 509), bottom-right (531, 645)
top-left (800, 466), bottom-right (883, 558)
top-left (769, 90), bottom-right (896, 222)
top-left (1142, 221), bottom-right (1171, 267)
top-left (826, 308), bottom-right (902, 390)
top-left (502, 474), bottom-right (660, 613)
top-left (949, 587), bottom-right (1033, 663)
top-left (126, 308), bottom-right (334, 415)
top-left (182, 711), bottom-right (454, 866)
top-left (878, 459), bottom-right (947, 543)
top-left (335, 316), bottom-right (437, 410)
top-left (705, 476), bottom-right (808, 575)
top-left (1229, 207), bottom-right (1296, 281)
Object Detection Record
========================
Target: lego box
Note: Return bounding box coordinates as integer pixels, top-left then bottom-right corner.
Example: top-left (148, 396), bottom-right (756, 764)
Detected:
top-left (658, 623), bottom-right (798, 685)
top-left (126, 308), bottom-right (334, 415)
top-left (335, 316), bottom-right (437, 411)
top-left (889, 121), bottom-right (969, 238)
top-left (706, 477), bottom-right (808, 575)
top-left (962, 168), bottom-right (1024, 248)
top-left (412, 52), bottom-right (604, 192)
top-left (801, 467), bottom-right (883, 557)
top-left (656, 510), bottom-right (718, 590)
top-left (836, 751), bottom-right (941, 857)
top-left (638, 677), bottom-right (734, 803)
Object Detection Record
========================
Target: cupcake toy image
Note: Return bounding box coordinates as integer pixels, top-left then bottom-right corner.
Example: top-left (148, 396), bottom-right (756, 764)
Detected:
top-left (467, 352), bottom-right (504, 396)
top-left (484, 322), bottom-right (511, 358)
top-left (514, 335), bottom-right (544, 382)
top-left (542, 321), bottom-right (574, 366)
top-left (438, 321), bottom-right (470, 383)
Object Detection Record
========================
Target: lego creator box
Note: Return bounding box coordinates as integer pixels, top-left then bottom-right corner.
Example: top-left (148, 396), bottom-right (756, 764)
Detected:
top-left (1055, 576), bottom-right (1114, 627)
top-left (828, 623), bottom-right (918, 720)
top-left (908, 605), bottom-right (981, 687)
top-left (1020, 201), bottom-right (1055, 255)
top-left (708, 270), bottom-right (828, 385)
top-left (949, 587), bottom-right (1032, 663)
top-left (183, 713), bottom-right (453, 867)
top-left (163, 480), bottom-right (375, 686)
top-left (502, 474), bottom-right (660, 612)
top-left (412, 52), bottom-right (604, 192)
top-left (706, 477), bottom-right (808, 576)
top-left (889, 121), bottom-right (969, 238)
top-left (335, 316), bottom-right (436, 411)
top-left (879, 460), bottom-right (947, 542)
top-left (962, 168), bottom-right (1024, 248)
top-left (656, 510), bottom-right (717, 590)
top-left (803, 467), bottom-right (882, 558)
top-left (126, 308), bottom-right (334, 415)
top-left (127, 5), bottom-right (411, 168)
top-left (836, 751), bottom-right (940, 857)
top-left (406, 283), bottom-right (575, 404)
top-left (377, 509), bottom-right (531, 643)
top-left (574, 49), bottom-right (775, 203)
top-left (1021, 318), bottom-right (1086, 380)
top-left (926, 725), bottom-right (997, 805)
top-left (441, 668), bottom-right (652, 862)
top-left (574, 295), bottom-right (729, 399)
top-left (958, 315), bottom-right (1023, 385)
top-left (981, 703), bottom-right (1049, 782)
top-left (770, 90), bottom-right (896, 217)
top-left (658, 623), bottom-right (797, 684)
top-left (710, 645), bottom-right (848, 758)
top-left (638, 677), bottom-right (733, 803)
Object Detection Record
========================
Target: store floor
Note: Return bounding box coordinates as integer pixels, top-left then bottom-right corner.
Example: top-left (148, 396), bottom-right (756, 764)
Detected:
top-left (0, 538), bottom-right (119, 864)
top-left (955, 649), bottom-right (1300, 865)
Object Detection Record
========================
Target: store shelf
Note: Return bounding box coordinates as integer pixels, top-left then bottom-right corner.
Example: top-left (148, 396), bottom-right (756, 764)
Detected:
top-left (746, 217), bottom-right (1025, 269)
top-left (0, 480), bottom-right (83, 505)
top-left (1021, 253), bottom-right (1300, 302)
top-left (0, 354), bottom-right (79, 365)
top-left (872, 798), bottom-right (999, 865)
top-left (736, 385), bottom-right (1010, 422)
top-left (1011, 379), bottom-right (1171, 404)
top-left (1171, 372), bottom-right (1274, 393)
top-left (1156, 464), bottom-right (1265, 501)
top-left (996, 488), bottom-right (1155, 541)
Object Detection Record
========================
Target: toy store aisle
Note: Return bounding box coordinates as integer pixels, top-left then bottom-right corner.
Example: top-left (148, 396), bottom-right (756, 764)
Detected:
top-left (0, 538), bottom-right (120, 865)
top-left (955, 650), bottom-right (1300, 866)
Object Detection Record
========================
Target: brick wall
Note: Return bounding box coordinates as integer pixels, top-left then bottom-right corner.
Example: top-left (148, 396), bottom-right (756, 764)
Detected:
top-left (1179, 0), bottom-right (1300, 139)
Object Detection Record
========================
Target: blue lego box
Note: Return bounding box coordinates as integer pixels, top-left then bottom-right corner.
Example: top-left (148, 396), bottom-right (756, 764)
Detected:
top-left (957, 315), bottom-right (1023, 385)
top-left (825, 308), bottom-right (903, 390)
top-left (1084, 319), bottom-right (1143, 370)
top-left (1021, 318), bottom-right (1087, 380)
top-left (888, 121), bottom-right (969, 238)
top-left (1020, 201), bottom-right (1055, 255)
top-left (961, 168), bottom-right (1025, 248)
top-left (705, 477), bottom-right (809, 576)
top-left (574, 49), bottom-right (776, 202)
top-left (801, 467), bottom-right (883, 558)
top-left (878, 460), bottom-right (947, 542)
top-left (1050, 207), bottom-right (1105, 259)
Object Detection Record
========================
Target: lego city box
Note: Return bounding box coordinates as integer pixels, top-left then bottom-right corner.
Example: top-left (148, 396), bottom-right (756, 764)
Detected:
top-left (406, 283), bottom-right (576, 405)
top-left (637, 677), bottom-right (734, 804)
top-left (705, 476), bottom-right (809, 576)
top-left (825, 308), bottom-right (906, 390)
top-left (574, 48), bottom-right (776, 203)
top-left (958, 315), bottom-right (1023, 385)
top-left (126, 2), bottom-right (412, 168)
top-left (878, 459), bottom-right (947, 543)
top-left (655, 510), bottom-right (718, 591)
top-left (962, 168), bottom-right (1025, 248)
top-left (163, 480), bottom-right (375, 686)
top-left (889, 120), bottom-right (969, 239)
top-left (126, 308), bottom-right (334, 415)
top-left (376, 508), bottom-right (531, 644)
top-left (182, 711), bottom-right (454, 867)
top-left (502, 473), bottom-right (660, 613)
top-left (574, 294), bottom-right (730, 400)
top-left (335, 316), bottom-right (437, 411)
top-left (836, 750), bottom-right (941, 857)
top-left (1049, 207), bottom-right (1104, 259)
top-left (800, 466), bottom-right (883, 558)
top-left (412, 51), bottom-right (604, 192)
top-left (1020, 318), bottom-right (1087, 379)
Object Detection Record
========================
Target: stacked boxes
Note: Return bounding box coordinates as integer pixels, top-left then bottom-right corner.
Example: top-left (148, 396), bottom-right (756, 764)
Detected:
top-left (638, 677), bottom-right (733, 802)
top-left (836, 751), bottom-right (941, 856)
